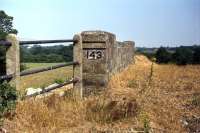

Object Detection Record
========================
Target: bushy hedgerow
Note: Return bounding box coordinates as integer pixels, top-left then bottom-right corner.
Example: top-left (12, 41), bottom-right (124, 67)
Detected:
top-left (172, 47), bottom-right (193, 65)
top-left (155, 47), bottom-right (171, 64)
top-left (0, 82), bottom-right (17, 123)
top-left (146, 46), bottom-right (200, 65)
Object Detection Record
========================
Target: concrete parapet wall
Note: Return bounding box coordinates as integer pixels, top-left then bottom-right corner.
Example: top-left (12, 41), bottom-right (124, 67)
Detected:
top-left (74, 31), bottom-right (135, 96)
top-left (111, 41), bottom-right (135, 74)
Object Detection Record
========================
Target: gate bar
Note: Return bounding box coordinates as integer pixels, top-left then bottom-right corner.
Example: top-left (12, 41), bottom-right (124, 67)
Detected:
top-left (20, 62), bottom-right (78, 77)
top-left (0, 40), bottom-right (12, 46)
top-left (0, 62), bottom-right (79, 80)
top-left (1, 39), bottom-right (77, 46)
top-left (0, 74), bottom-right (13, 80)
top-left (20, 39), bottom-right (76, 45)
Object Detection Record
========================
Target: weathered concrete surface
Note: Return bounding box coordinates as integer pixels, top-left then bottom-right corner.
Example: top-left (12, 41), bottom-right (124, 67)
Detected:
top-left (6, 34), bottom-right (20, 90)
top-left (81, 31), bottom-right (114, 96)
top-left (78, 31), bottom-right (135, 96)
top-left (73, 34), bottom-right (83, 98)
top-left (112, 41), bottom-right (135, 74)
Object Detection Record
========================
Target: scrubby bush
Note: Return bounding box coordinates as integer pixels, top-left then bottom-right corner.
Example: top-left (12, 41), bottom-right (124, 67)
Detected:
top-left (155, 47), bottom-right (171, 63)
top-left (193, 46), bottom-right (200, 64)
top-left (139, 112), bottom-right (151, 133)
top-left (0, 82), bottom-right (17, 122)
top-left (20, 63), bottom-right (28, 71)
top-left (172, 47), bottom-right (193, 65)
top-left (54, 78), bottom-right (65, 84)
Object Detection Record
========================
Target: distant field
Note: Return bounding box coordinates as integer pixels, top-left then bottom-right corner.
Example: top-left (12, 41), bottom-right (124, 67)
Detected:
top-left (20, 63), bottom-right (73, 91)
top-left (24, 63), bottom-right (65, 70)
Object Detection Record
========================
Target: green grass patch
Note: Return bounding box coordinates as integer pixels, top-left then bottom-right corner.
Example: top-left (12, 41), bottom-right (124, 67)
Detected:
top-left (23, 63), bottom-right (65, 70)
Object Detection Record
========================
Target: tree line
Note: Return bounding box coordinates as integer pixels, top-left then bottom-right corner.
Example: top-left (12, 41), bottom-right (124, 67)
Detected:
top-left (20, 45), bottom-right (73, 63)
top-left (140, 46), bottom-right (200, 65)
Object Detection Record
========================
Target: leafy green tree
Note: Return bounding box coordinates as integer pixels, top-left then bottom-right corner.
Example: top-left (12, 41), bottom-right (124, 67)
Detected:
top-left (62, 44), bottom-right (73, 62)
top-left (155, 47), bottom-right (171, 63)
top-left (0, 10), bottom-right (18, 75)
top-left (193, 46), bottom-right (200, 64)
top-left (30, 45), bottom-right (43, 55)
top-left (172, 46), bottom-right (193, 65)
top-left (21, 45), bottom-right (73, 63)
top-left (0, 10), bottom-right (18, 40)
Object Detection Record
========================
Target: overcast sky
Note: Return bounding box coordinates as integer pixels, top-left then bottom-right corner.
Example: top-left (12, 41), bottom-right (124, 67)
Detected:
top-left (0, 0), bottom-right (200, 47)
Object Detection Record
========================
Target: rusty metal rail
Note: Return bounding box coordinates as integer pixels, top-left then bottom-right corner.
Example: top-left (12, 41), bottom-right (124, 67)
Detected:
top-left (0, 39), bottom-right (76, 46)
top-left (0, 74), bottom-right (13, 80)
top-left (20, 39), bottom-right (76, 45)
top-left (0, 40), bottom-right (12, 46)
top-left (20, 62), bottom-right (78, 77)
top-left (0, 62), bottom-right (78, 81)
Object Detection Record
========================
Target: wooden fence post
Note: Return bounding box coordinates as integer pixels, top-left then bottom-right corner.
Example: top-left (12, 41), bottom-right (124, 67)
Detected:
top-left (73, 34), bottom-right (83, 98)
top-left (6, 34), bottom-right (20, 90)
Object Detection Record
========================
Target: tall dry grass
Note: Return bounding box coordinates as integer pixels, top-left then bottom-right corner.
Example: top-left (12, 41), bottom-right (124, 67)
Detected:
top-left (3, 55), bottom-right (200, 133)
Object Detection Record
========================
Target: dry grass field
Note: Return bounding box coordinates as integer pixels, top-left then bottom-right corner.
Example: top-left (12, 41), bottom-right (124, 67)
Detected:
top-left (4, 55), bottom-right (200, 133)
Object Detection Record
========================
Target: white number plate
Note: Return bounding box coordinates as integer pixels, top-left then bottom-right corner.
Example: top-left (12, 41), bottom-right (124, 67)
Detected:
top-left (87, 50), bottom-right (104, 60)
